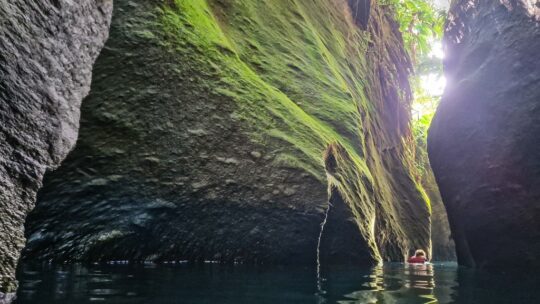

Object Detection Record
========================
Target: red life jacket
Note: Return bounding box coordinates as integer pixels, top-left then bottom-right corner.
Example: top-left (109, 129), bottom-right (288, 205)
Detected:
top-left (407, 256), bottom-right (427, 264)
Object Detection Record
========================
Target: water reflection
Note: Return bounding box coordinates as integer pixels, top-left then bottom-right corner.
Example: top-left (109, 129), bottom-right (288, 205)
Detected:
top-left (13, 262), bottom-right (540, 303)
top-left (318, 263), bottom-right (453, 303)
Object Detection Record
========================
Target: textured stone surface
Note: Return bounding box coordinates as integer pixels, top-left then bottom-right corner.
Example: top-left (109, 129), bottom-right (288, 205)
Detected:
top-left (0, 0), bottom-right (112, 293)
top-left (0, 292), bottom-right (15, 304)
top-left (24, 0), bottom-right (429, 266)
top-left (414, 114), bottom-right (455, 261)
top-left (425, 170), bottom-right (455, 261)
top-left (429, 0), bottom-right (540, 268)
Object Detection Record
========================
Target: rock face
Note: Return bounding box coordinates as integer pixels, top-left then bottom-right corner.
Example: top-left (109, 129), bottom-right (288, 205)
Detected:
top-left (429, 0), bottom-right (540, 268)
top-left (413, 115), bottom-right (455, 261)
top-left (0, 0), bottom-right (112, 293)
top-left (425, 170), bottom-right (456, 261)
top-left (414, 114), bottom-right (456, 261)
top-left (24, 0), bottom-right (430, 266)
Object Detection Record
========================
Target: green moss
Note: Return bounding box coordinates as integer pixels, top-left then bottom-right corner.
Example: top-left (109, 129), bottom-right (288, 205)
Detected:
top-left (416, 182), bottom-right (431, 212)
top-left (413, 113), bottom-right (435, 178)
top-left (159, 0), bottom-right (376, 184)
top-left (155, 0), bottom-right (430, 260)
top-left (0, 277), bottom-right (17, 293)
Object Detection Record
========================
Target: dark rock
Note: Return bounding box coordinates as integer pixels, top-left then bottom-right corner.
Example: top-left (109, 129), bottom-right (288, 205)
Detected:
top-left (0, 0), bottom-right (112, 292)
top-left (23, 0), bottom-right (430, 266)
top-left (429, 0), bottom-right (540, 268)
top-left (425, 170), bottom-right (456, 261)
top-left (319, 185), bottom-right (374, 265)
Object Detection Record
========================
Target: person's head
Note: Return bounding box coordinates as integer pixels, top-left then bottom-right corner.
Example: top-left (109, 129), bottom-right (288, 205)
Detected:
top-left (414, 249), bottom-right (426, 257)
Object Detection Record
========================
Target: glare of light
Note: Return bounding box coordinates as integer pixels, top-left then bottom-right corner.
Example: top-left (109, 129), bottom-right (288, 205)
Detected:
top-left (412, 99), bottom-right (435, 119)
top-left (421, 74), bottom-right (446, 96)
top-left (428, 41), bottom-right (444, 59)
top-left (412, 74), bottom-right (447, 119)
top-left (411, 38), bottom-right (447, 119)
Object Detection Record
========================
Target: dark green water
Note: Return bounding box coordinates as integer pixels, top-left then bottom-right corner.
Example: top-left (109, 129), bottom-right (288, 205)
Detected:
top-left (13, 262), bottom-right (540, 303)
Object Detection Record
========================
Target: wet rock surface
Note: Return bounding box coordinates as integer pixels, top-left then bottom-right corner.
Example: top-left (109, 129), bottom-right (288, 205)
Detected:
top-left (425, 170), bottom-right (455, 261)
top-left (319, 185), bottom-right (374, 265)
top-left (24, 0), bottom-right (430, 265)
top-left (429, 0), bottom-right (540, 268)
top-left (0, 0), bottom-right (112, 293)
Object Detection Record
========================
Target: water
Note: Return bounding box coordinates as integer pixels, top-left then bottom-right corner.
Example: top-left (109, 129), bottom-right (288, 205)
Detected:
top-left (13, 262), bottom-right (540, 304)
top-left (316, 202), bottom-right (331, 292)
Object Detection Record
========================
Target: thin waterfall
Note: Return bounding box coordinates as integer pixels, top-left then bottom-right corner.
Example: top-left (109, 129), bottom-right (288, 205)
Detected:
top-left (316, 202), bottom-right (331, 295)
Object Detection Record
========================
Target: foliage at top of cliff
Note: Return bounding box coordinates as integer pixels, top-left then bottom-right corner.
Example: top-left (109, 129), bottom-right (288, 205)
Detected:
top-left (384, 0), bottom-right (446, 180)
top-left (385, 0), bottom-right (445, 60)
top-left (386, 0), bottom-right (446, 119)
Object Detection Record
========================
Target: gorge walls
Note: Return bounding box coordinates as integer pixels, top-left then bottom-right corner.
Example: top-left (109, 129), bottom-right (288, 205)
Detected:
top-left (414, 116), bottom-right (456, 261)
top-left (429, 0), bottom-right (540, 268)
top-left (23, 0), bottom-right (430, 266)
top-left (0, 0), bottom-right (112, 294)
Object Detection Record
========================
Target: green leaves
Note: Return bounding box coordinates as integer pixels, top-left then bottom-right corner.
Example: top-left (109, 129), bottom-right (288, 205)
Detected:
top-left (384, 0), bottom-right (446, 119)
top-left (412, 112), bottom-right (434, 176)
top-left (388, 0), bottom-right (445, 61)
top-left (384, 0), bottom-right (447, 178)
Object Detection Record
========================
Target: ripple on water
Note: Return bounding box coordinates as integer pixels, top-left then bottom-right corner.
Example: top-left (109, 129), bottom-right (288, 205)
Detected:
top-left (13, 262), bottom-right (540, 304)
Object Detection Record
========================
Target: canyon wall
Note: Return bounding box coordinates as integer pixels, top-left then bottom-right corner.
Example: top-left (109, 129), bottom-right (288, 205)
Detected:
top-left (414, 117), bottom-right (455, 261)
top-left (425, 169), bottom-right (455, 261)
top-left (0, 0), bottom-right (112, 294)
top-left (23, 0), bottom-right (430, 266)
top-left (429, 0), bottom-right (540, 268)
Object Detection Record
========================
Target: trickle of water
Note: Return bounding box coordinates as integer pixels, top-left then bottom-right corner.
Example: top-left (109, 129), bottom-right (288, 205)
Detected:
top-left (316, 202), bottom-right (331, 297)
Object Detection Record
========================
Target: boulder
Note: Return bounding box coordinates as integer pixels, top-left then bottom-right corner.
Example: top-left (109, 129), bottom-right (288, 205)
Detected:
top-left (0, 0), bottom-right (112, 293)
top-left (429, 0), bottom-right (540, 268)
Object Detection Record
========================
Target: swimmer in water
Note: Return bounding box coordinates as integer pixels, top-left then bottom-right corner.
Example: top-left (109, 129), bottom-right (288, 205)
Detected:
top-left (407, 249), bottom-right (428, 264)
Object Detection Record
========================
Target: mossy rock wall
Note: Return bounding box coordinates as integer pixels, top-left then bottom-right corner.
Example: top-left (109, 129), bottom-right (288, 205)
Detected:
top-left (414, 115), bottom-right (455, 261)
top-left (24, 0), bottom-right (430, 265)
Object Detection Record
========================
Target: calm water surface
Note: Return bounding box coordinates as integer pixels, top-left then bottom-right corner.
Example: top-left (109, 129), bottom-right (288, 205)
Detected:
top-left (14, 262), bottom-right (540, 303)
